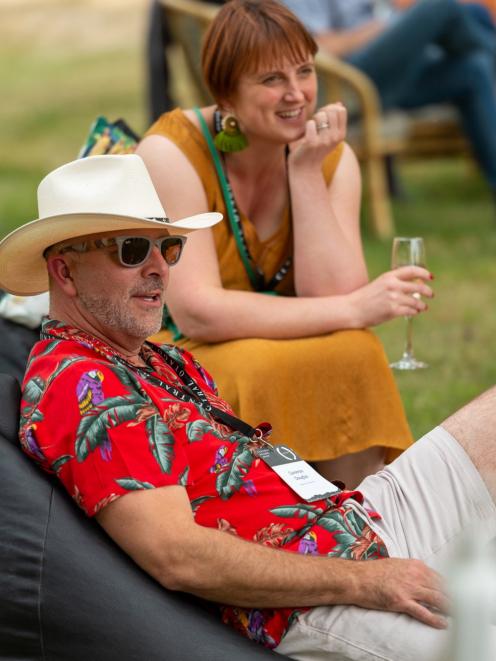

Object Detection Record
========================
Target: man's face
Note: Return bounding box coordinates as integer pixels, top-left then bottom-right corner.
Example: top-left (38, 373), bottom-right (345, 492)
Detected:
top-left (63, 229), bottom-right (175, 349)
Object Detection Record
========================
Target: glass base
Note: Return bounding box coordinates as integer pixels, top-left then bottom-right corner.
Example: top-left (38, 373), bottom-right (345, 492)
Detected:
top-left (390, 353), bottom-right (428, 370)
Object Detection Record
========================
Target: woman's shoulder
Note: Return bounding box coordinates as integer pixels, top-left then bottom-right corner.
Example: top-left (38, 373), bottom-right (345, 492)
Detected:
top-left (141, 106), bottom-right (220, 189)
top-left (182, 106), bottom-right (216, 132)
top-left (145, 106), bottom-right (215, 145)
top-left (137, 107), bottom-right (225, 217)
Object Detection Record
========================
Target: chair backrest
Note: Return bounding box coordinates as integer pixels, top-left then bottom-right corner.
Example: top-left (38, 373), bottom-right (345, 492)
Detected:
top-left (0, 370), bottom-right (285, 660)
top-left (159, 0), bottom-right (219, 106)
top-left (0, 316), bottom-right (39, 384)
top-left (0, 372), bottom-right (21, 443)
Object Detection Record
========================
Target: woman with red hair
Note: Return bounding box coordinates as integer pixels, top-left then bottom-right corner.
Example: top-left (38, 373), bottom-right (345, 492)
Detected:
top-left (136, 0), bottom-right (433, 488)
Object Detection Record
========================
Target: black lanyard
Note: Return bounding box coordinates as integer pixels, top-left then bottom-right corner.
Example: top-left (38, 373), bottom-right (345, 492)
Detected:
top-left (137, 342), bottom-right (257, 437)
top-left (41, 326), bottom-right (258, 439)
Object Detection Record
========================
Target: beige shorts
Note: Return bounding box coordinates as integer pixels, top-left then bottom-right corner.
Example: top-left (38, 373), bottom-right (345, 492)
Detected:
top-left (276, 426), bottom-right (496, 661)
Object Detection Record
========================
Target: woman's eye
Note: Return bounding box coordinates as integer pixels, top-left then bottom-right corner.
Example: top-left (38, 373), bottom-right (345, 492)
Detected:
top-left (262, 75), bottom-right (281, 85)
top-left (298, 66), bottom-right (314, 77)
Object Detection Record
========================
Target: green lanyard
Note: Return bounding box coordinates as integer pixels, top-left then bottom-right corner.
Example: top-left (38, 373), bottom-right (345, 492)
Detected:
top-left (194, 107), bottom-right (291, 293)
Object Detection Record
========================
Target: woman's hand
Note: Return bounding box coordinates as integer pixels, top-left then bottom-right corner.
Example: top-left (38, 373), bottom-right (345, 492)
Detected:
top-left (288, 102), bottom-right (347, 170)
top-left (347, 266), bottom-right (434, 328)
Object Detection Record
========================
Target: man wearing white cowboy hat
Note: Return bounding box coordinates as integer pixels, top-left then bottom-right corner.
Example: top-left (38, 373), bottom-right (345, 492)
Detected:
top-left (3, 153), bottom-right (496, 661)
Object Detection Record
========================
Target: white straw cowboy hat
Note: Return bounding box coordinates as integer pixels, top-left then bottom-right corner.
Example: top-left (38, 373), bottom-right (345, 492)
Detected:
top-left (0, 154), bottom-right (222, 296)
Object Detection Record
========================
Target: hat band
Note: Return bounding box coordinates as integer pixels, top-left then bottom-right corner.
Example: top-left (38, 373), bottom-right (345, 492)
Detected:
top-left (145, 216), bottom-right (171, 224)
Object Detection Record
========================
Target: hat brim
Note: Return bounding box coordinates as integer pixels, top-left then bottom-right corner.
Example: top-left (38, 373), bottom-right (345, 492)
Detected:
top-left (0, 211), bottom-right (222, 296)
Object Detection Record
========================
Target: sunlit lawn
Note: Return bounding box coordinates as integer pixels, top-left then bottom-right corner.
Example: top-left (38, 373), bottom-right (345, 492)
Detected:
top-left (0, 0), bottom-right (147, 238)
top-left (2, 0), bottom-right (495, 441)
top-left (367, 160), bottom-right (496, 438)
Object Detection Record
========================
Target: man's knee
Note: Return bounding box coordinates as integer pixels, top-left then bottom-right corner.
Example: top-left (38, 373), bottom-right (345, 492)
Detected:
top-left (441, 387), bottom-right (496, 479)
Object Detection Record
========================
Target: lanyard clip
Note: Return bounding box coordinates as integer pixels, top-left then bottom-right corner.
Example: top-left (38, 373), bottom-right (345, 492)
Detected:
top-left (253, 421), bottom-right (273, 446)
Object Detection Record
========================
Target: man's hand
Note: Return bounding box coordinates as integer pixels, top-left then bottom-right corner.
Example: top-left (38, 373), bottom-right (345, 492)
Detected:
top-left (352, 558), bottom-right (449, 629)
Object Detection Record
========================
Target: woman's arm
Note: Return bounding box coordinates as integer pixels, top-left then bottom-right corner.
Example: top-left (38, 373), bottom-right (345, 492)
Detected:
top-left (288, 107), bottom-right (367, 296)
top-left (136, 134), bottom-right (432, 343)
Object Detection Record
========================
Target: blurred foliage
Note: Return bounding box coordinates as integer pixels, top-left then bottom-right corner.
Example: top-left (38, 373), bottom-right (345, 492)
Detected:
top-left (0, 0), bottom-right (147, 237)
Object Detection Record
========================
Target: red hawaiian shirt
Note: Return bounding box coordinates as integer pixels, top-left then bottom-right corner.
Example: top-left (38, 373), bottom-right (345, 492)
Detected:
top-left (20, 319), bottom-right (388, 649)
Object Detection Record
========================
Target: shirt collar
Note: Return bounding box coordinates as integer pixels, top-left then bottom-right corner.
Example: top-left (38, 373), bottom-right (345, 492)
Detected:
top-left (41, 317), bottom-right (129, 363)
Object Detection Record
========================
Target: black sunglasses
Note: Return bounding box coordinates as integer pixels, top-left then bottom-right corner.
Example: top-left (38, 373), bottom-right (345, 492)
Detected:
top-left (60, 235), bottom-right (187, 268)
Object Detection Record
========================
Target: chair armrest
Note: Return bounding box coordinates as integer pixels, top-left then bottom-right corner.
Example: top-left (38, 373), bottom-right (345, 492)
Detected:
top-left (314, 51), bottom-right (385, 157)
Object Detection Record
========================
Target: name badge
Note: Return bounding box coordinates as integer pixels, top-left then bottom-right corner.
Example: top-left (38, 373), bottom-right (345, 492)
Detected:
top-left (257, 444), bottom-right (342, 502)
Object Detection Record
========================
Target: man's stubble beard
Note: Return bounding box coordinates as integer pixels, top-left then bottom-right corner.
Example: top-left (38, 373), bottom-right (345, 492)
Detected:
top-left (78, 291), bottom-right (163, 341)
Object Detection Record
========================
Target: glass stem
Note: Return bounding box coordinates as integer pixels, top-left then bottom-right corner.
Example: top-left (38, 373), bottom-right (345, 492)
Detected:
top-left (404, 316), bottom-right (414, 357)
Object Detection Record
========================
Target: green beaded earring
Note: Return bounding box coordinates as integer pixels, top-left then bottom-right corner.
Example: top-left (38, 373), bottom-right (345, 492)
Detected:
top-left (214, 114), bottom-right (248, 152)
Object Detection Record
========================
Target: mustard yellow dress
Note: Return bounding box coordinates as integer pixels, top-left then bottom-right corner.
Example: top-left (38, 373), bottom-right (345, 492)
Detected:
top-left (146, 109), bottom-right (413, 462)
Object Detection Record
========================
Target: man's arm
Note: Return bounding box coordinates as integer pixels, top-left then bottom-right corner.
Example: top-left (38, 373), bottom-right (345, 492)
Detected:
top-left (281, 0), bottom-right (387, 57)
top-left (315, 21), bottom-right (386, 57)
top-left (97, 485), bottom-right (448, 628)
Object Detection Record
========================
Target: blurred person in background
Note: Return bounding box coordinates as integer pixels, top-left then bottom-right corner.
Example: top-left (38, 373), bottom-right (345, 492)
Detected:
top-left (137, 0), bottom-right (435, 489)
top-left (283, 0), bottom-right (496, 199)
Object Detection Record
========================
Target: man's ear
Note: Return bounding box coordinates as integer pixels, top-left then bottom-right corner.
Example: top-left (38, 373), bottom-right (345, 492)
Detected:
top-left (47, 255), bottom-right (78, 296)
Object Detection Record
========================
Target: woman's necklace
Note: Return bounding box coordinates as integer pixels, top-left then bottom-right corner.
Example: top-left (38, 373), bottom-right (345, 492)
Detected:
top-left (213, 109), bottom-right (292, 293)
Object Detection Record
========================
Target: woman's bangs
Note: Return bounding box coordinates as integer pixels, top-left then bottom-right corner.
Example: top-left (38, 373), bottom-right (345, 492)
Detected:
top-left (243, 32), bottom-right (313, 77)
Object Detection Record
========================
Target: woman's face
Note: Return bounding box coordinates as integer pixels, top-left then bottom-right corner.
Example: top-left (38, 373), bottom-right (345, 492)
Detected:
top-left (227, 55), bottom-right (317, 146)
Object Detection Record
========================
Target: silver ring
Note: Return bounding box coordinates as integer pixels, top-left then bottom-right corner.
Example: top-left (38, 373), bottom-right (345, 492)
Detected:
top-left (316, 121), bottom-right (330, 132)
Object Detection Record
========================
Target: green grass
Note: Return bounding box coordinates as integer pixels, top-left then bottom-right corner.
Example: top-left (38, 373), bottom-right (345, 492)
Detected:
top-left (2, 1), bottom-right (495, 441)
top-left (0, 44), bottom-right (145, 236)
top-left (0, 0), bottom-right (147, 237)
top-left (365, 160), bottom-right (496, 439)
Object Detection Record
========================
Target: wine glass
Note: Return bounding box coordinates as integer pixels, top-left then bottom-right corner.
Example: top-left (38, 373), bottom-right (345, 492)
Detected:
top-left (390, 237), bottom-right (428, 370)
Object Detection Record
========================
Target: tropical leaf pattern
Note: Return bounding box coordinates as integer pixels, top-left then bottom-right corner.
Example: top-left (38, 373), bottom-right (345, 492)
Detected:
top-left (186, 419), bottom-right (218, 442)
top-left (217, 518), bottom-right (238, 535)
top-left (23, 376), bottom-right (46, 405)
top-left (145, 415), bottom-right (175, 473)
top-left (115, 477), bottom-right (155, 490)
top-left (20, 354), bottom-right (88, 463)
top-left (20, 319), bottom-right (389, 654)
top-left (32, 338), bottom-right (62, 359)
top-left (252, 522), bottom-right (293, 547)
top-left (163, 403), bottom-right (190, 430)
top-left (75, 397), bottom-right (144, 461)
top-left (190, 495), bottom-right (214, 513)
top-left (161, 395), bottom-right (205, 420)
top-left (50, 454), bottom-right (73, 474)
top-left (109, 362), bottom-right (149, 399)
top-left (179, 466), bottom-right (189, 486)
top-left (194, 360), bottom-right (218, 394)
top-left (167, 345), bottom-right (186, 365)
top-left (215, 441), bottom-right (254, 500)
top-left (94, 493), bottom-right (120, 514)
top-left (270, 503), bottom-right (324, 520)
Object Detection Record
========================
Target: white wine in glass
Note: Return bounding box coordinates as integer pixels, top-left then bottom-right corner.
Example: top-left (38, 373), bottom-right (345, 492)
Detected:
top-left (390, 237), bottom-right (428, 370)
